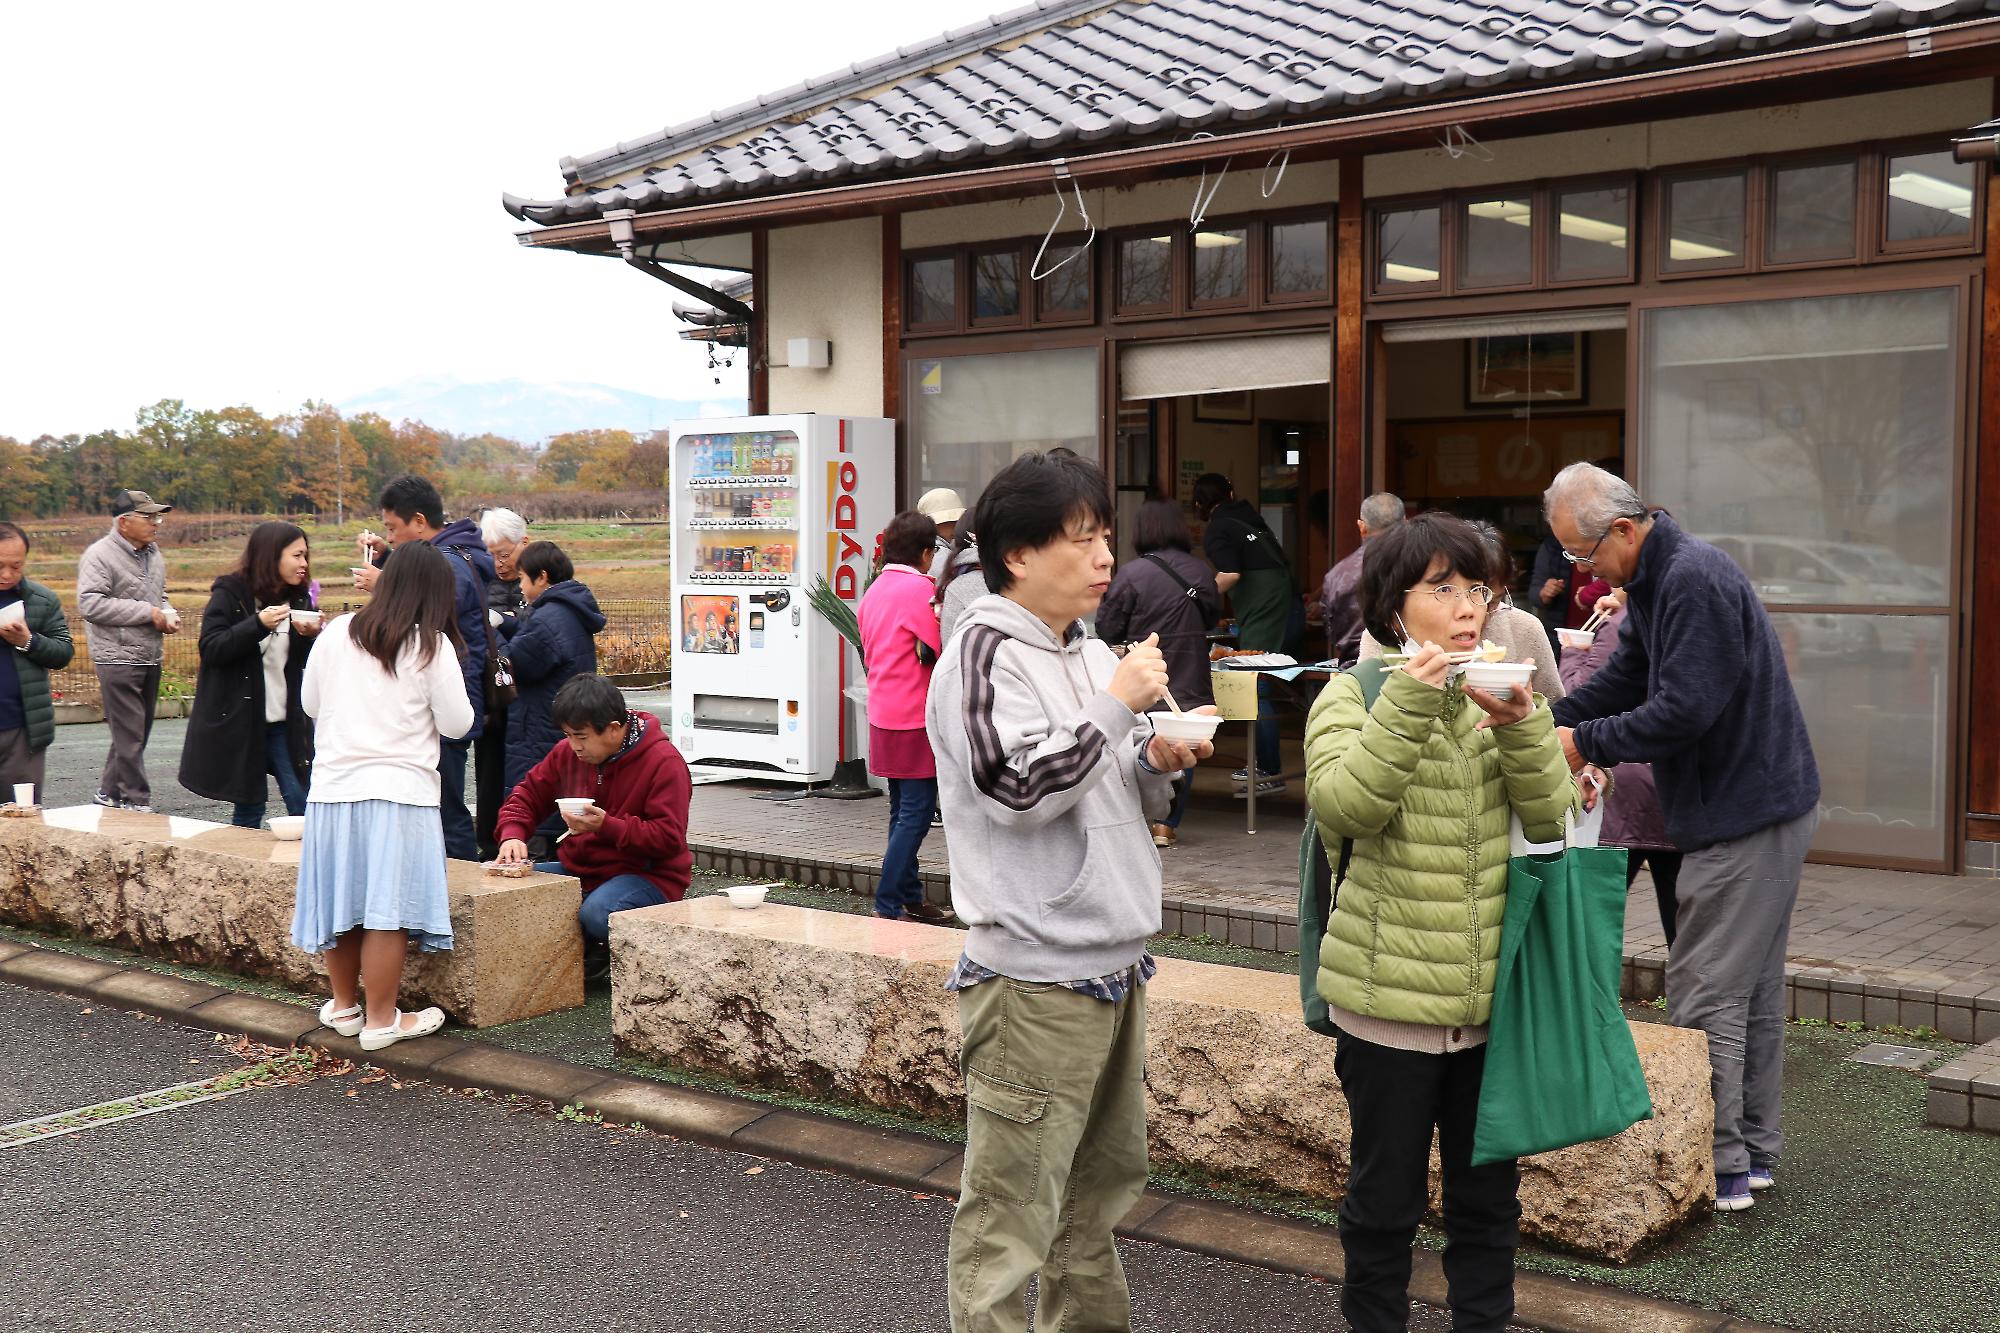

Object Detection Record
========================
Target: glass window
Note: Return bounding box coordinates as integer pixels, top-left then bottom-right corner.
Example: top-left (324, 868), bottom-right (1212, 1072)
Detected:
top-left (1643, 287), bottom-right (1960, 864)
top-left (1883, 149), bottom-right (1977, 247)
top-left (1267, 218), bottom-right (1330, 297)
top-left (1117, 234), bottom-right (1174, 310)
top-left (1663, 173), bottom-right (1746, 271)
top-left (908, 255), bottom-right (956, 327)
top-left (1460, 196), bottom-right (1535, 288)
top-left (1376, 205), bottom-right (1441, 289)
top-left (1553, 184), bottom-right (1631, 281)
top-left (904, 347), bottom-right (1100, 512)
top-left (1035, 244), bottom-right (1092, 319)
top-left (1191, 227), bottom-right (1249, 304)
top-left (972, 250), bottom-right (1021, 321)
top-left (1768, 158), bottom-right (1857, 263)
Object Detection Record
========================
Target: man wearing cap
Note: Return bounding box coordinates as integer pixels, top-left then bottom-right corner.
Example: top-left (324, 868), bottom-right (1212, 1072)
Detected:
top-left (78, 490), bottom-right (179, 812)
top-left (916, 487), bottom-right (965, 582)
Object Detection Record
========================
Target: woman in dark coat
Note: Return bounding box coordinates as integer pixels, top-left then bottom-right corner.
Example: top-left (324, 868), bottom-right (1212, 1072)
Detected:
top-left (1095, 499), bottom-right (1223, 849)
top-left (179, 521), bottom-right (318, 827)
top-left (500, 540), bottom-right (606, 797)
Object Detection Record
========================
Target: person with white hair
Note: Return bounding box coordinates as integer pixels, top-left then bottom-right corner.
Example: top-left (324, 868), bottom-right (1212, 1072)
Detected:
top-left (1320, 491), bottom-right (1402, 664)
top-left (1542, 462), bottom-right (1819, 1215)
top-left (916, 487), bottom-right (966, 581)
top-left (474, 507), bottom-right (529, 859)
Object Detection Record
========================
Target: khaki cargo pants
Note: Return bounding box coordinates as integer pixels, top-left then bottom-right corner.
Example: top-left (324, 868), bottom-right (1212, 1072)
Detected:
top-left (947, 973), bottom-right (1149, 1333)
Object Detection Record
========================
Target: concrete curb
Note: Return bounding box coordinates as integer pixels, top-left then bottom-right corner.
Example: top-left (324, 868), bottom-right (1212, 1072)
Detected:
top-left (0, 940), bottom-right (1790, 1333)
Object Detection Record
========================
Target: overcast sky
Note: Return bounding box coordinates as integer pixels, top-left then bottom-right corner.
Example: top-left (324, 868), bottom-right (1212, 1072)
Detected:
top-left (0, 1), bottom-right (1004, 440)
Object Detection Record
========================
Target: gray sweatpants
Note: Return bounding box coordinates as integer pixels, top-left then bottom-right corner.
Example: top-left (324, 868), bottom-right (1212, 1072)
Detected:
top-left (95, 663), bottom-right (161, 806)
top-left (1666, 808), bottom-right (1818, 1177)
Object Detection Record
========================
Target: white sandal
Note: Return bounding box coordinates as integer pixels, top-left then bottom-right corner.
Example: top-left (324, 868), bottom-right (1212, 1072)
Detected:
top-left (318, 999), bottom-right (365, 1037)
top-left (357, 1006), bottom-right (446, 1051)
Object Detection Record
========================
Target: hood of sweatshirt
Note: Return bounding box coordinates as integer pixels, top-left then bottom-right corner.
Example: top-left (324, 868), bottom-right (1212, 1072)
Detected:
top-left (532, 579), bottom-right (608, 634)
top-left (431, 518), bottom-right (495, 581)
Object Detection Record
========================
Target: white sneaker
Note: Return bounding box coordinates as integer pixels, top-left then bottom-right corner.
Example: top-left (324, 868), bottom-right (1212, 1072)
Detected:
top-left (357, 1007), bottom-right (445, 1050)
top-left (317, 998), bottom-right (365, 1037)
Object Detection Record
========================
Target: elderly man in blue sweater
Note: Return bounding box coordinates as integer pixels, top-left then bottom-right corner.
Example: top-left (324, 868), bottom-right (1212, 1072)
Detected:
top-left (1543, 463), bottom-right (1820, 1215)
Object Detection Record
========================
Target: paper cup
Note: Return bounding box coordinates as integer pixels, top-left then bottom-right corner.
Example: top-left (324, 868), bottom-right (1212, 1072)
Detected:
top-left (11, 783), bottom-right (33, 807)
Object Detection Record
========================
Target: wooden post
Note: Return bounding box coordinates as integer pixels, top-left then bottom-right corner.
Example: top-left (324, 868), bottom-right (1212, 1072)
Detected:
top-left (1968, 165), bottom-right (2000, 821)
top-left (1333, 157), bottom-right (1366, 562)
top-left (882, 214), bottom-right (904, 502)
top-left (749, 228), bottom-right (770, 416)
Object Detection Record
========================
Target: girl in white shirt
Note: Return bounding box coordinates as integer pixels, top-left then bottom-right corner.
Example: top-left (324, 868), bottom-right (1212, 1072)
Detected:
top-left (290, 541), bottom-right (473, 1051)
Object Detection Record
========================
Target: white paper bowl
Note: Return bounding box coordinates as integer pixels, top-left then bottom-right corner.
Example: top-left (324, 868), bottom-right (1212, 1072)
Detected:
top-left (723, 884), bottom-right (771, 910)
top-left (267, 816), bottom-right (305, 840)
top-left (0, 603), bottom-right (24, 629)
top-left (1150, 712), bottom-right (1222, 744)
top-left (290, 609), bottom-right (323, 629)
top-left (554, 797), bottom-right (595, 817)
top-left (1455, 660), bottom-right (1534, 700)
top-left (1556, 627), bottom-right (1595, 650)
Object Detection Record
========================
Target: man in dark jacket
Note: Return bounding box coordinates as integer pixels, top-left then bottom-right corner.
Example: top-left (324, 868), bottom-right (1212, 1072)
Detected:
top-left (500, 540), bottom-right (606, 797)
top-left (1545, 463), bottom-right (1820, 1214)
top-left (496, 674), bottom-right (690, 980)
top-left (1193, 472), bottom-right (1299, 795)
top-left (357, 474), bottom-right (494, 860)
top-left (0, 522), bottom-right (75, 805)
top-left (1319, 491), bottom-right (1402, 664)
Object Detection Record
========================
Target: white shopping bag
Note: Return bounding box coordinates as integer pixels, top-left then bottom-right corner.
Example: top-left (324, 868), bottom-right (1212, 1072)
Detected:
top-left (1509, 772), bottom-right (1604, 856)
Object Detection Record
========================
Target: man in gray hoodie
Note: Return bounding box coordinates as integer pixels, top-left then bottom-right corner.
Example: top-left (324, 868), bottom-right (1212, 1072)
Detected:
top-left (928, 451), bottom-right (1214, 1333)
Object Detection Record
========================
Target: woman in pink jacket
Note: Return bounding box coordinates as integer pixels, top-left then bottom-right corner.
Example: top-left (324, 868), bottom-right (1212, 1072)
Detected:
top-left (859, 511), bottom-right (953, 924)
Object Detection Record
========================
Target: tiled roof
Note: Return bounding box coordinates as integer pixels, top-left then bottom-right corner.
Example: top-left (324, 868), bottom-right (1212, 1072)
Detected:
top-left (504, 0), bottom-right (2000, 225)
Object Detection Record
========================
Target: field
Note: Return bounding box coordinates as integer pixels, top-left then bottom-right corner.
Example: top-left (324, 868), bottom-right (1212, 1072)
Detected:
top-left (15, 516), bottom-right (674, 704)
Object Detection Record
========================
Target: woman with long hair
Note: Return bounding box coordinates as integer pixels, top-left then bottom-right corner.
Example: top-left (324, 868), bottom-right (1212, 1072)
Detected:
top-left (859, 510), bottom-right (952, 924)
top-left (1095, 498), bottom-right (1222, 848)
top-left (291, 541), bottom-right (473, 1050)
top-left (178, 521), bottom-right (318, 827)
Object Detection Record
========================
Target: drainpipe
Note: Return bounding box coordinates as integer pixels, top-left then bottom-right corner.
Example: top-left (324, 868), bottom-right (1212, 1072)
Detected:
top-left (603, 208), bottom-right (755, 324)
top-left (1953, 126), bottom-right (1999, 163)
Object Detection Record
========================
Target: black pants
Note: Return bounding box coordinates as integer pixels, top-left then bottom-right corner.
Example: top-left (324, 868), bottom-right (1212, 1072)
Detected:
top-left (473, 709), bottom-right (509, 862)
top-left (1626, 850), bottom-right (1685, 946)
top-left (1334, 1029), bottom-right (1520, 1333)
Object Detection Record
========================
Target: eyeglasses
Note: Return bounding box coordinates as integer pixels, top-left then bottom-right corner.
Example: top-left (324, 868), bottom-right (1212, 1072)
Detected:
top-left (1561, 513), bottom-right (1643, 566)
top-left (1405, 583), bottom-right (1494, 607)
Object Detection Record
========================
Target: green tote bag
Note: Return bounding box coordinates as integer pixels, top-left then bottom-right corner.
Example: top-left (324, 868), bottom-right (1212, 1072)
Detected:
top-left (1471, 800), bottom-right (1654, 1167)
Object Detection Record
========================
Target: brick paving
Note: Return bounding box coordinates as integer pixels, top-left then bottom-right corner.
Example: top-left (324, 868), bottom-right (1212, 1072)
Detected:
top-left (687, 773), bottom-right (2000, 1034)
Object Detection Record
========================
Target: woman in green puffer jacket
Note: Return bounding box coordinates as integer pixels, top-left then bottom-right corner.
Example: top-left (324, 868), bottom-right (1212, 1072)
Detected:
top-left (1305, 510), bottom-right (1576, 1333)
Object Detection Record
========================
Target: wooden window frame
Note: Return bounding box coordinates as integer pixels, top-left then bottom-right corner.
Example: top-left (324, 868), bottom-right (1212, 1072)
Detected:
top-left (1655, 165), bottom-right (1755, 279)
top-left (1369, 195), bottom-right (1448, 299)
top-left (1030, 232), bottom-right (1098, 326)
top-left (1262, 209), bottom-right (1335, 306)
top-left (1111, 227), bottom-right (1181, 320)
top-left (1545, 174), bottom-right (1640, 288)
top-left (967, 242), bottom-right (1029, 330)
top-left (1185, 218), bottom-right (1257, 312)
top-left (1873, 136), bottom-right (1987, 261)
top-left (1762, 151), bottom-right (1863, 271)
top-left (903, 248), bottom-right (962, 334)
top-left (1455, 188), bottom-right (1542, 294)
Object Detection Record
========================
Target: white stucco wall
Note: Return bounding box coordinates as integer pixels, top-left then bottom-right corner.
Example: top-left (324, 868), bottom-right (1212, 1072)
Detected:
top-left (1366, 79), bottom-right (1993, 197)
top-left (765, 217), bottom-right (884, 418)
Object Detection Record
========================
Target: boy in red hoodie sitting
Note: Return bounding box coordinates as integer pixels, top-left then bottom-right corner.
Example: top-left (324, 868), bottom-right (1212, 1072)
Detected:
top-left (495, 673), bottom-right (691, 980)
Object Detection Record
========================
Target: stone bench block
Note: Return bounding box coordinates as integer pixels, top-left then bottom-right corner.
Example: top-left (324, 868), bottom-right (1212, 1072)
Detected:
top-left (0, 806), bottom-right (583, 1027)
top-left (611, 899), bottom-right (1714, 1263)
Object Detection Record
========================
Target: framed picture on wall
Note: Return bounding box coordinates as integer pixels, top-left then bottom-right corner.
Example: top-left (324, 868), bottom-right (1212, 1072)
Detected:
top-left (1192, 390), bottom-right (1255, 423)
top-left (1465, 333), bottom-right (1585, 407)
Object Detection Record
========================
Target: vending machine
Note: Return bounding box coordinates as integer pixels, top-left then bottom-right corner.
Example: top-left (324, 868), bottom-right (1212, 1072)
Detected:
top-left (669, 414), bottom-right (893, 783)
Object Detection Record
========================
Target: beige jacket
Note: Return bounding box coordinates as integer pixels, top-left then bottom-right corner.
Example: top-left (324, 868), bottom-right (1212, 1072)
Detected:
top-left (77, 529), bottom-right (167, 666)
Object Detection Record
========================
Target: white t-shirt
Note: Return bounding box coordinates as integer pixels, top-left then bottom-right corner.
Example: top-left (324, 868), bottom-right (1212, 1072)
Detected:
top-left (300, 614), bottom-right (474, 806)
top-left (260, 619), bottom-right (290, 725)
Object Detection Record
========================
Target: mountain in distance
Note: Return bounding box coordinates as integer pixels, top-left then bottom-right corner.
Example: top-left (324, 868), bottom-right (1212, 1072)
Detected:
top-left (337, 376), bottom-right (744, 443)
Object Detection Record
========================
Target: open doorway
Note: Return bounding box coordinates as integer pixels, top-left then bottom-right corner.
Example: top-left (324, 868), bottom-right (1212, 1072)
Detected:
top-left (1380, 317), bottom-right (1626, 608)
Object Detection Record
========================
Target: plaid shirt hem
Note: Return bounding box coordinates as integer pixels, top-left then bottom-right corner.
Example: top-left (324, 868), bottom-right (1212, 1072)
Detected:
top-left (944, 952), bottom-right (1157, 1003)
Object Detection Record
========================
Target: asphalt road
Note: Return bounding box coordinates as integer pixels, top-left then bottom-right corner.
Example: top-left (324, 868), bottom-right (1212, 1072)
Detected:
top-left (0, 982), bottom-right (1476, 1332)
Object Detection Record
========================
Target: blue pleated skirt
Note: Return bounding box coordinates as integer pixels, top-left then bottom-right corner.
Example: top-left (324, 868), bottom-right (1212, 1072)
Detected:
top-left (290, 799), bottom-right (453, 955)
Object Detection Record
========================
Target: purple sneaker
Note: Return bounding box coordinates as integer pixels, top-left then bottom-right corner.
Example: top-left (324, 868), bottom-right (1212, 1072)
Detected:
top-left (1715, 1172), bottom-right (1755, 1212)
top-left (1748, 1166), bottom-right (1775, 1192)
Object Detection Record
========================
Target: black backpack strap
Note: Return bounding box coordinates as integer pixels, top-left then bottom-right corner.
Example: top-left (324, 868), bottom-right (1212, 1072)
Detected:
top-left (1143, 553), bottom-right (1203, 602)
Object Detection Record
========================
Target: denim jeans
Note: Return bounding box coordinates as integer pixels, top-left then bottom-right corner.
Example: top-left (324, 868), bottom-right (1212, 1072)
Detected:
top-left (875, 777), bottom-right (937, 918)
top-left (232, 721), bottom-right (308, 828)
top-left (1162, 774), bottom-right (1192, 830)
top-left (437, 739), bottom-right (476, 861)
top-left (536, 862), bottom-right (669, 946)
top-left (1255, 677), bottom-right (1281, 777)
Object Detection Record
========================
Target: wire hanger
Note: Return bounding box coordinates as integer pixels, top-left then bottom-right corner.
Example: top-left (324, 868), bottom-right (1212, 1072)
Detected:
top-left (1031, 172), bottom-right (1095, 281)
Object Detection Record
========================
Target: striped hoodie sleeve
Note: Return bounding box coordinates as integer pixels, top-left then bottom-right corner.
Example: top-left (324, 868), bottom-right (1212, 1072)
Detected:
top-left (954, 625), bottom-right (1137, 830)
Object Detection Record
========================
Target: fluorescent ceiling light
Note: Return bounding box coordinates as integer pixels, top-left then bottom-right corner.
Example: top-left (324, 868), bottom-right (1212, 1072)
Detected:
top-left (1888, 170), bottom-right (1974, 218)
top-left (1384, 261), bottom-right (1441, 283)
top-left (1194, 231), bottom-right (1246, 248)
top-left (1669, 237), bottom-right (1737, 261)
top-left (1467, 199), bottom-right (1628, 248)
top-left (1466, 199), bottom-right (1533, 225)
